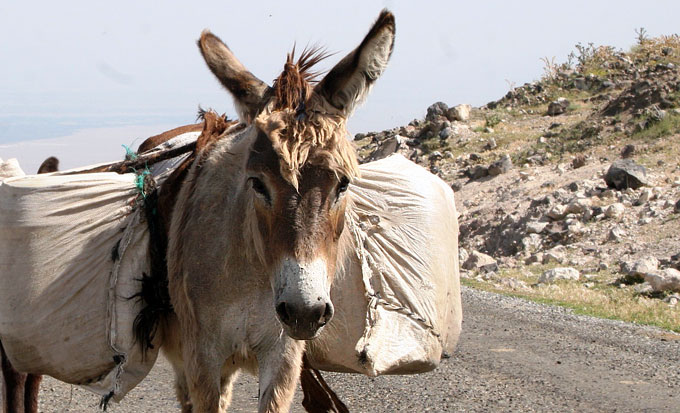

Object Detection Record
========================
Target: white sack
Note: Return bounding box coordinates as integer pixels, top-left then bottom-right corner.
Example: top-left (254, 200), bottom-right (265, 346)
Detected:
top-left (0, 158), bottom-right (25, 180)
top-left (0, 172), bottom-right (159, 401)
top-left (307, 154), bottom-right (462, 376)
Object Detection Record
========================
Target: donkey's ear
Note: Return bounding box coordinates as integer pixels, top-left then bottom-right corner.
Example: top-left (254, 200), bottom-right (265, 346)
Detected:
top-left (198, 30), bottom-right (270, 123)
top-left (315, 10), bottom-right (395, 117)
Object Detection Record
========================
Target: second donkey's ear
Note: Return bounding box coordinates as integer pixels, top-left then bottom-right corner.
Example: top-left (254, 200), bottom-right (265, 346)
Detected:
top-left (315, 10), bottom-right (395, 117)
top-left (198, 30), bottom-right (271, 123)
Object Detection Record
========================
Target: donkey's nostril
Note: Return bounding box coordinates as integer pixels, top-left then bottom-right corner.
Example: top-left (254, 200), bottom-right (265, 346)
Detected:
top-left (276, 302), bottom-right (290, 324)
top-left (320, 302), bottom-right (334, 326)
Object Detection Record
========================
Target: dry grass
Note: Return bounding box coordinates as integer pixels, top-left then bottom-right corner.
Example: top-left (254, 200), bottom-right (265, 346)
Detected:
top-left (463, 266), bottom-right (680, 333)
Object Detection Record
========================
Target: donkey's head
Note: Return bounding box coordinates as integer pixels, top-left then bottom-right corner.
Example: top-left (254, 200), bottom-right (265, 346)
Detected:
top-left (198, 10), bottom-right (395, 340)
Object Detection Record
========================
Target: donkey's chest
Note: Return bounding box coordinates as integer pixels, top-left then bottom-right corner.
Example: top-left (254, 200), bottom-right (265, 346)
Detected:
top-left (218, 288), bottom-right (280, 345)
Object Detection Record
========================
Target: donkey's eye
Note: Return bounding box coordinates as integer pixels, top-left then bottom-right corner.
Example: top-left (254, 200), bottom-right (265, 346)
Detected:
top-left (336, 176), bottom-right (350, 198)
top-left (248, 177), bottom-right (271, 204)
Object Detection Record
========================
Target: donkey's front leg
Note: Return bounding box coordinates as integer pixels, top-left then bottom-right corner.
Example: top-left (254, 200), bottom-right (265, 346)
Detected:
top-left (257, 337), bottom-right (305, 413)
top-left (183, 343), bottom-right (225, 413)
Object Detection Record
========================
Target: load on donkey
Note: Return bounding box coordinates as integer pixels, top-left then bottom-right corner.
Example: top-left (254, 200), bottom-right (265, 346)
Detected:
top-left (0, 9), bottom-right (462, 412)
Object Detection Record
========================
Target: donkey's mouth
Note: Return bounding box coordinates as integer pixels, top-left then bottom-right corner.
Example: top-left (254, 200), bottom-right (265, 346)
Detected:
top-left (281, 323), bottom-right (327, 341)
top-left (276, 300), bottom-right (334, 340)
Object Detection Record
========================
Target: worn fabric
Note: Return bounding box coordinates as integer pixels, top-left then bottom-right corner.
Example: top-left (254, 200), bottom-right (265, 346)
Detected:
top-left (0, 170), bottom-right (159, 401)
top-left (306, 154), bottom-right (462, 376)
top-left (0, 158), bottom-right (25, 180)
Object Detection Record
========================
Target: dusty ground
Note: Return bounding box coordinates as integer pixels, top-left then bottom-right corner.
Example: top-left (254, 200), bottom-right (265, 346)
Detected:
top-left (30, 287), bottom-right (680, 412)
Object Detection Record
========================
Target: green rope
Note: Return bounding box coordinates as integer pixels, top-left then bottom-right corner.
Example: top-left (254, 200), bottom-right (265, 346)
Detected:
top-left (122, 144), bottom-right (138, 161)
top-left (134, 167), bottom-right (152, 199)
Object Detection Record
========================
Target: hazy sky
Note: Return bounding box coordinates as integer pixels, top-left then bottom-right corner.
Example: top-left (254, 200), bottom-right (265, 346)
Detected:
top-left (1, 0), bottom-right (679, 171)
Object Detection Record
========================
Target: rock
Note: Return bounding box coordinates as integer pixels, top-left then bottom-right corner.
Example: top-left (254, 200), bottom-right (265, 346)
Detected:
top-left (546, 204), bottom-right (568, 220)
top-left (462, 250), bottom-right (499, 272)
top-left (426, 102), bottom-right (448, 121)
top-left (499, 278), bottom-right (529, 290)
top-left (666, 294), bottom-right (680, 307)
top-left (459, 248), bottom-right (469, 264)
top-left (542, 250), bottom-right (565, 265)
top-left (634, 282), bottom-right (654, 294)
top-left (467, 165), bottom-right (489, 180)
top-left (604, 159), bottom-right (648, 190)
top-left (644, 268), bottom-right (680, 292)
top-left (519, 171), bottom-right (532, 181)
top-left (525, 253), bottom-right (544, 265)
top-left (429, 151), bottom-right (443, 161)
top-left (566, 198), bottom-right (591, 215)
top-left (638, 188), bottom-right (654, 204)
top-left (484, 137), bottom-right (497, 151)
top-left (439, 127), bottom-right (453, 139)
top-left (447, 104), bottom-right (471, 122)
top-left (620, 256), bottom-right (659, 283)
top-left (608, 226), bottom-right (626, 242)
top-left (547, 98), bottom-right (570, 116)
top-left (567, 221), bottom-right (585, 236)
top-left (488, 155), bottom-right (513, 176)
top-left (675, 199), bottom-right (680, 213)
top-left (604, 203), bottom-right (625, 220)
top-left (572, 155), bottom-right (587, 169)
top-left (521, 234), bottom-right (542, 252)
top-left (621, 144), bottom-right (635, 159)
top-left (539, 267), bottom-right (580, 283)
top-left (478, 271), bottom-right (499, 282)
top-left (354, 132), bottom-right (366, 141)
top-left (526, 221), bottom-right (548, 234)
top-left (573, 77), bottom-right (588, 91)
top-left (369, 135), bottom-right (403, 161)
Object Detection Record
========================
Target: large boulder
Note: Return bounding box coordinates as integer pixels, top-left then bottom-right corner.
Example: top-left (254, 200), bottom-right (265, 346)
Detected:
top-left (463, 250), bottom-right (498, 272)
top-left (620, 256), bottom-right (659, 283)
top-left (426, 102), bottom-right (449, 121)
top-left (447, 104), bottom-right (471, 122)
top-left (604, 159), bottom-right (648, 190)
top-left (644, 268), bottom-right (680, 292)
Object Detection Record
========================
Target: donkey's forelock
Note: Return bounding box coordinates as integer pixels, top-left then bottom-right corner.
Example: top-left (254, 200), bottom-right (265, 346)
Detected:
top-left (255, 47), bottom-right (358, 190)
top-left (255, 110), bottom-right (359, 190)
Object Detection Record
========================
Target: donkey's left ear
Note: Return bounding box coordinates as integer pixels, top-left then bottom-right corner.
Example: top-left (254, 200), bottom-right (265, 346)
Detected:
top-left (198, 30), bottom-right (270, 123)
top-left (315, 9), bottom-right (395, 117)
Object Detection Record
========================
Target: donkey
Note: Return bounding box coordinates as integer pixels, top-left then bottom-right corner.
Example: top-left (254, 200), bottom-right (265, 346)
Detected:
top-left (157, 10), bottom-right (396, 413)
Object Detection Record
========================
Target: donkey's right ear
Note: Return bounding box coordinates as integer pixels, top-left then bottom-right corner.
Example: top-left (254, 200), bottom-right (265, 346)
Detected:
top-left (198, 30), bottom-right (270, 123)
top-left (314, 10), bottom-right (395, 117)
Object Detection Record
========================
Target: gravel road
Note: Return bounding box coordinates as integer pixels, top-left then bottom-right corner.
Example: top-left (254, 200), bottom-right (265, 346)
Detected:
top-left (31, 287), bottom-right (680, 412)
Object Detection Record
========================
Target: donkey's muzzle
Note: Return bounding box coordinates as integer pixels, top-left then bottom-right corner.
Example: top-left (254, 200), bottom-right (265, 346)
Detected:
top-left (276, 299), bottom-right (334, 340)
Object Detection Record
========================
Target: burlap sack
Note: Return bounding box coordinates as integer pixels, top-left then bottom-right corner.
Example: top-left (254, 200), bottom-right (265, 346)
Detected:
top-left (0, 171), bottom-right (158, 401)
top-left (307, 154), bottom-right (462, 376)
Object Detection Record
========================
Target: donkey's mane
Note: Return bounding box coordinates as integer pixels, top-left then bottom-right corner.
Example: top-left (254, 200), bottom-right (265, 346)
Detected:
top-left (257, 47), bottom-right (359, 189)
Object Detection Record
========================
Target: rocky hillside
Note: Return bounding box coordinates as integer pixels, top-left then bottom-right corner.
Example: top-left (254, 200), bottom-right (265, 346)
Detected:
top-left (354, 33), bottom-right (680, 323)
